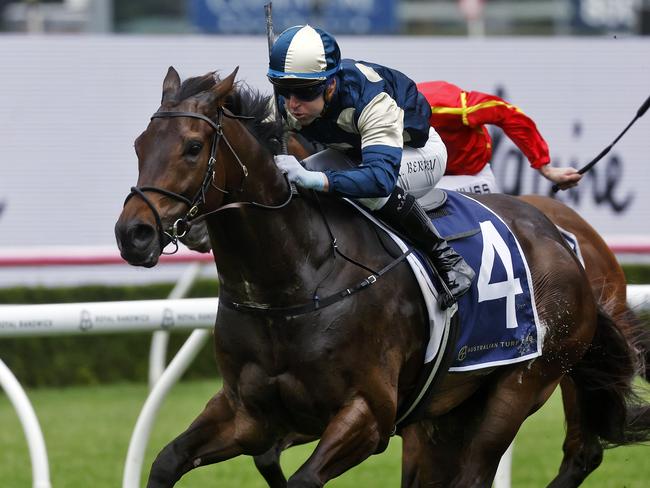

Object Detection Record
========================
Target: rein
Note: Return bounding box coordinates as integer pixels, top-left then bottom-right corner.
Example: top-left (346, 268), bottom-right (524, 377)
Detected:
top-left (123, 107), bottom-right (294, 254)
top-left (123, 104), bottom-right (412, 316)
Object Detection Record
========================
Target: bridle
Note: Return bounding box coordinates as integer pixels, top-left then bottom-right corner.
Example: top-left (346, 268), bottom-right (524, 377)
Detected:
top-left (123, 106), bottom-right (293, 254)
top-left (122, 102), bottom-right (414, 326)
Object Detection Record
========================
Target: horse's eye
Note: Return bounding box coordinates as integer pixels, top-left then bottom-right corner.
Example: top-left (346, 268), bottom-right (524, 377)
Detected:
top-left (185, 141), bottom-right (203, 157)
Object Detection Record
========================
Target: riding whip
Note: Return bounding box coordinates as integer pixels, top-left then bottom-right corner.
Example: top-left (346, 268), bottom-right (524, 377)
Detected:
top-left (264, 2), bottom-right (275, 55)
top-left (552, 93), bottom-right (650, 192)
top-left (264, 2), bottom-right (289, 155)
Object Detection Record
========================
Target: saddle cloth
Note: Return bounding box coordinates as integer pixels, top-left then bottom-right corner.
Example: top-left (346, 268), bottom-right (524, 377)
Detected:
top-left (420, 192), bottom-right (542, 371)
top-left (350, 190), bottom-right (543, 371)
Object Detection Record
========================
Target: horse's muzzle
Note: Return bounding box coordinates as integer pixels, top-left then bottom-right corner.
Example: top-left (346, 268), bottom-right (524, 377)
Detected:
top-left (114, 218), bottom-right (161, 267)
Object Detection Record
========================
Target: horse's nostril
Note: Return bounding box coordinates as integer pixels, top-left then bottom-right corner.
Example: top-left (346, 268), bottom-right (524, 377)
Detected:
top-left (130, 223), bottom-right (156, 247)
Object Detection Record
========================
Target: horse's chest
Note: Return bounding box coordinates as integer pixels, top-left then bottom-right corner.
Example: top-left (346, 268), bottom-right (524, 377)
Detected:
top-left (237, 361), bottom-right (340, 429)
top-left (215, 310), bottom-right (372, 428)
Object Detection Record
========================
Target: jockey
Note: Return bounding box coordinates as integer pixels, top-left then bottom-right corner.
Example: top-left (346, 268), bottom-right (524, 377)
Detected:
top-left (417, 81), bottom-right (582, 193)
top-left (268, 25), bottom-right (474, 308)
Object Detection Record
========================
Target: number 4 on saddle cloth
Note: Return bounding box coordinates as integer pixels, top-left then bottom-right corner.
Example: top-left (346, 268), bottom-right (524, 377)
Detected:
top-left (420, 191), bottom-right (543, 371)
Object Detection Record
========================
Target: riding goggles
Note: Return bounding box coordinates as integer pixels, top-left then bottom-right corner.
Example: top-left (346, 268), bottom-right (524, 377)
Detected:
top-left (273, 82), bottom-right (327, 102)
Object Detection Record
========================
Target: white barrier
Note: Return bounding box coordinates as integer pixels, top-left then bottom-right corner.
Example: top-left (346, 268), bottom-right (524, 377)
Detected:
top-left (0, 298), bottom-right (215, 337)
top-left (123, 329), bottom-right (210, 488)
top-left (1, 286), bottom-right (649, 487)
top-left (0, 296), bottom-right (216, 488)
top-left (0, 359), bottom-right (51, 488)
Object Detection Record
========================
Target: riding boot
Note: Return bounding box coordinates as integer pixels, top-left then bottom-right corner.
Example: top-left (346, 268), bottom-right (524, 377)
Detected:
top-left (375, 186), bottom-right (475, 309)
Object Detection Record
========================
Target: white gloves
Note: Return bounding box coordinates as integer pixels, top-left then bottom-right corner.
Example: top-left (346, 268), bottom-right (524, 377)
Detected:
top-left (274, 154), bottom-right (328, 191)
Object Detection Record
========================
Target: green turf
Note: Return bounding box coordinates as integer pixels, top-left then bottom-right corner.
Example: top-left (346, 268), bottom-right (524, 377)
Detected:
top-left (1, 380), bottom-right (649, 487)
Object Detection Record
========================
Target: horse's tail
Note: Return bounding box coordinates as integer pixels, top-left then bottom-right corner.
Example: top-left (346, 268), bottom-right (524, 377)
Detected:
top-left (628, 306), bottom-right (650, 381)
top-left (570, 299), bottom-right (650, 447)
top-left (620, 304), bottom-right (650, 381)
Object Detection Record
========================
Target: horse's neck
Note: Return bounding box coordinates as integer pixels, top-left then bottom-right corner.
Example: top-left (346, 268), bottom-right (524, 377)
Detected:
top-left (208, 197), bottom-right (331, 305)
top-left (208, 125), bottom-right (332, 305)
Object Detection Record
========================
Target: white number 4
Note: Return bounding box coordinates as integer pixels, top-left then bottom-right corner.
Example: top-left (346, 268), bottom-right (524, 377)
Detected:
top-left (477, 220), bottom-right (523, 329)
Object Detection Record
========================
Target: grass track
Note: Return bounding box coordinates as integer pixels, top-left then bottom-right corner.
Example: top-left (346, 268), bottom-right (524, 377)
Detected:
top-left (1, 380), bottom-right (649, 487)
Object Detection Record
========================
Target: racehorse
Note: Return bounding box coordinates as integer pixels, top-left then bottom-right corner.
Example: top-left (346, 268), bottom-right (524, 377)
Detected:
top-left (115, 68), bottom-right (650, 487)
top-left (181, 152), bottom-right (648, 487)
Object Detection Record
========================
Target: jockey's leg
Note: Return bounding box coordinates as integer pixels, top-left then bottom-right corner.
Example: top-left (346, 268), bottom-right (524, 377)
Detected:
top-left (397, 127), bottom-right (448, 199)
top-left (375, 187), bottom-right (474, 308)
top-left (358, 128), bottom-right (474, 308)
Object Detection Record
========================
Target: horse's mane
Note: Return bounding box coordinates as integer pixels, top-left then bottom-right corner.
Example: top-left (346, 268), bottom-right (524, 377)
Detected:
top-left (177, 72), bottom-right (283, 154)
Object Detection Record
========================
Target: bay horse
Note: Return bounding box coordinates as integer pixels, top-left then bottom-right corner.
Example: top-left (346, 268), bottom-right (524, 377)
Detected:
top-left (223, 195), bottom-right (648, 488)
top-left (181, 151), bottom-right (647, 487)
top-left (115, 68), bottom-right (650, 487)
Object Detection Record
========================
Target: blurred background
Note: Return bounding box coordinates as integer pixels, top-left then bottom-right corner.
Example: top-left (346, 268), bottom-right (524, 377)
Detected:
top-left (1, 0), bottom-right (650, 36)
top-left (1, 3), bottom-right (650, 487)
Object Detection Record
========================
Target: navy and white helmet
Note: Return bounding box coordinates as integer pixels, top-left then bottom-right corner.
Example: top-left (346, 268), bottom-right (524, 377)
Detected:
top-left (268, 25), bottom-right (341, 87)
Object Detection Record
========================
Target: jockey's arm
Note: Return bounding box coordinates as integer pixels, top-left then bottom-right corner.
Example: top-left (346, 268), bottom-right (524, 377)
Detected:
top-left (464, 90), bottom-right (550, 169)
top-left (464, 90), bottom-right (582, 189)
top-left (322, 92), bottom-right (405, 198)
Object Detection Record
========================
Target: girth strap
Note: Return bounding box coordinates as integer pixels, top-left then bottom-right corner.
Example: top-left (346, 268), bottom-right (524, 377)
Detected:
top-left (220, 247), bottom-right (413, 316)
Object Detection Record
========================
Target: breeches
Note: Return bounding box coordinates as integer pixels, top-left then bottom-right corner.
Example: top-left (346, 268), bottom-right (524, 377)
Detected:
top-left (357, 127), bottom-right (447, 210)
top-left (436, 164), bottom-right (500, 194)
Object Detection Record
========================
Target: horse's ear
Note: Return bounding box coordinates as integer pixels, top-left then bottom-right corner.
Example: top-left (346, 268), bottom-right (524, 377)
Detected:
top-left (210, 66), bottom-right (239, 101)
top-left (161, 66), bottom-right (181, 104)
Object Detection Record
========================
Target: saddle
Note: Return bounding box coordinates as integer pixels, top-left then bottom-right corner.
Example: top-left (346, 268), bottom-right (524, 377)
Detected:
top-left (302, 149), bottom-right (447, 211)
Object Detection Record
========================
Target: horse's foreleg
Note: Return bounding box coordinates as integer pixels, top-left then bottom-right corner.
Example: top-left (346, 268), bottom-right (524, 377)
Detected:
top-left (400, 421), bottom-right (454, 488)
top-left (286, 396), bottom-right (388, 488)
top-left (253, 433), bottom-right (317, 488)
top-left (253, 443), bottom-right (287, 488)
top-left (147, 390), bottom-right (270, 488)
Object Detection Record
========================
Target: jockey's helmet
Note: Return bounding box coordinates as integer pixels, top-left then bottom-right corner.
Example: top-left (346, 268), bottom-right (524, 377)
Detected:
top-left (267, 25), bottom-right (341, 97)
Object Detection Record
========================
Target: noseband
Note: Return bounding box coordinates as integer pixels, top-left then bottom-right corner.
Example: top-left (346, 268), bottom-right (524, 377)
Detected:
top-left (124, 107), bottom-right (292, 254)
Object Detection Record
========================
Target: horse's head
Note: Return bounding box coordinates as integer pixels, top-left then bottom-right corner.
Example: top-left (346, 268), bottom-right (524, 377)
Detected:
top-left (115, 66), bottom-right (247, 267)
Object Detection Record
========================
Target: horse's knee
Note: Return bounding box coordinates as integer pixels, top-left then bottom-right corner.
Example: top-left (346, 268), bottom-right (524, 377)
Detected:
top-left (584, 445), bottom-right (604, 473)
top-left (551, 439), bottom-right (603, 488)
top-left (253, 443), bottom-right (282, 470)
